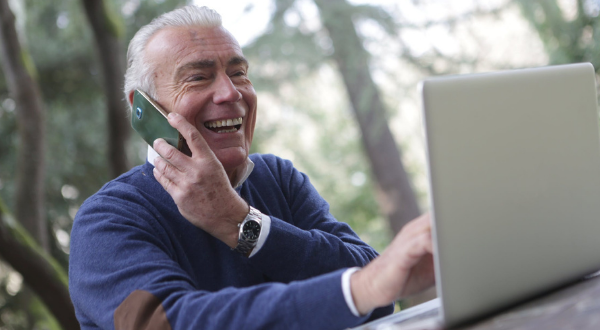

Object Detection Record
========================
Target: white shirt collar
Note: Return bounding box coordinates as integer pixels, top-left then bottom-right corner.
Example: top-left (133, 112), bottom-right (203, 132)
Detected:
top-left (147, 146), bottom-right (254, 189)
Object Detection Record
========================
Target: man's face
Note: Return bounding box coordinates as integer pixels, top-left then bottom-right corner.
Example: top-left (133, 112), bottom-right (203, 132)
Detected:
top-left (144, 26), bottom-right (257, 175)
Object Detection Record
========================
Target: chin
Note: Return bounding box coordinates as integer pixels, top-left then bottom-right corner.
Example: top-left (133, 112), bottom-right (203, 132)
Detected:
top-left (214, 147), bottom-right (249, 174)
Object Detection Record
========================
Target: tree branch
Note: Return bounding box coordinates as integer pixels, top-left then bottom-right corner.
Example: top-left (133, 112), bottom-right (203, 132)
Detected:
top-left (0, 0), bottom-right (48, 251)
top-left (0, 201), bottom-right (79, 330)
top-left (81, 0), bottom-right (130, 178)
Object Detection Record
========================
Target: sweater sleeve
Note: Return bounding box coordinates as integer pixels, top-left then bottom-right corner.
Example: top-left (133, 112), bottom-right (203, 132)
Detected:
top-left (69, 185), bottom-right (374, 330)
top-left (247, 155), bottom-right (380, 282)
top-left (244, 155), bottom-right (394, 323)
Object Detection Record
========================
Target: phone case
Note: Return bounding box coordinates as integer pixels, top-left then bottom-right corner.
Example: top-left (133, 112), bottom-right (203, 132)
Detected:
top-left (131, 90), bottom-right (183, 150)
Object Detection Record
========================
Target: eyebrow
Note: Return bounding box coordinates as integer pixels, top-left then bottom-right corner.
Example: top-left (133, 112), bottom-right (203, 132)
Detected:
top-left (228, 56), bottom-right (249, 67)
top-left (174, 56), bottom-right (249, 81)
top-left (174, 60), bottom-right (215, 80)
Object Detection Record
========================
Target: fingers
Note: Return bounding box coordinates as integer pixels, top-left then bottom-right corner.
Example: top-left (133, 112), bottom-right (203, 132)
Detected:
top-left (385, 213), bottom-right (435, 273)
top-left (352, 225), bottom-right (435, 311)
top-left (153, 163), bottom-right (177, 196)
top-left (153, 150), bottom-right (178, 179)
top-left (389, 213), bottom-right (432, 248)
top-left (167, 112), bottom-right (213, 158)
top-left (350, 213), bottom-right (436, 311)
top-left (404, 230), bottom-right (434, 263)
top-left (152, 138), bottom-right (187, 195)
top-left (153, 138), bottom-right (182, 169)
top-left (407, 213), bottom-right (432, 234)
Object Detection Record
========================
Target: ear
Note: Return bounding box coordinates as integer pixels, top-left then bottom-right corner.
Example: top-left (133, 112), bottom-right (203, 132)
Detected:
top-left (127, 90), bottom-right (135, 106)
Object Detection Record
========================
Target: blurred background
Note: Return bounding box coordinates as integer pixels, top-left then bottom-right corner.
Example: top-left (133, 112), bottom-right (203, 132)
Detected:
top-left (0, 0), bottom-right (598, 328)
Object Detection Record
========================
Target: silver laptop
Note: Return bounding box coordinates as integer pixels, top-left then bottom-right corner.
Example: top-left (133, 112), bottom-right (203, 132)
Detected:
top-left (353, 63), bottom-right (600, 329)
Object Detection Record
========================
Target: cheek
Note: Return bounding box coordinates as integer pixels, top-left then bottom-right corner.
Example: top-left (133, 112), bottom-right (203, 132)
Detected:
top-left (171, 93), bottom-right (200, 125)
top-left (241, 88), bottom-right (257, 117)
top-left (241, 88), bottom-right (257, 144)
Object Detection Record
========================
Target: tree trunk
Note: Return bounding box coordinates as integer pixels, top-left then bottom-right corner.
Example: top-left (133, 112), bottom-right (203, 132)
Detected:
top-left (0, 0), bottom-right (48, 251)
top-left (313, 0), bottom-right (421, 233)
top-left (81, 0), bottom-right (130, 178)
top-left (0, 201), bottom-right (79, 330)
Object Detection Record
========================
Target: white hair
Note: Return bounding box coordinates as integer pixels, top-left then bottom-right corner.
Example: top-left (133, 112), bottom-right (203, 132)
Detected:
top-left (123, 5), bottom-right (222, 105)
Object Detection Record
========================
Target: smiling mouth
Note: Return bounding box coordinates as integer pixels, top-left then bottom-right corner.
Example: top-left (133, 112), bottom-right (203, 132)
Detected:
top-left (204, 117), bottom-right (243, 133)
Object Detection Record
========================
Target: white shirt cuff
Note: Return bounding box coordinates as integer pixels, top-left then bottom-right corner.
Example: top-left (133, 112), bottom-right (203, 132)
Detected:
top-left (342, 267), bottom-right (363, 317)
top-left (147, 145), bottom-right (160, 166)
top-left (248, 214), bottom-right (271, 257)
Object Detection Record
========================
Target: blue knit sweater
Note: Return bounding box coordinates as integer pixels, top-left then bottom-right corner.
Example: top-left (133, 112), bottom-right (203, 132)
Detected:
top-left (69, 154), bottom-right (393, 330)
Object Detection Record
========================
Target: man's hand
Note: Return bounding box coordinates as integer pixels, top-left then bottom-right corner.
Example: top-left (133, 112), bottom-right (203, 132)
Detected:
top-left (351, 213), bottom-right (435, 315)
top-left (152, 113), bottom-right (248, 248)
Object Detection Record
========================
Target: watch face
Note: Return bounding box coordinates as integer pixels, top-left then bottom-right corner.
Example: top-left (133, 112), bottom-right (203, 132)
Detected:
top-left (242, 220), bottom-right (261, 240)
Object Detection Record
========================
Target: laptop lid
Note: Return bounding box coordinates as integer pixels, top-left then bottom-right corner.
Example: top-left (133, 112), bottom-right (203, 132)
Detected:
top-left (421, 63), bottom-right (600, 327)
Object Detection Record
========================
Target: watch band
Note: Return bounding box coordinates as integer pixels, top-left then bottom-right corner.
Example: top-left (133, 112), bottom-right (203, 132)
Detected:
top-left (232, 206), bottom-right (263, 256)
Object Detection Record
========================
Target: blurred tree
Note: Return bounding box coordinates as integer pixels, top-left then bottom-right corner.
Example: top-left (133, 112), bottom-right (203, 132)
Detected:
top-left (0, 200), bottom-right (78, 330)
top-left (0, 0), bottom-right (569, 327)
top-left (313, 0), bottom-right (421, 234)
top-left (244, 0), bottom-right (520, 307)
top-left (0, 0), bottom-right (48, 252)
top-left (245, 0), bottom-right (420, 235)
top-left (81, 0), bottom-right (130, 179)
top-left (516, 0), bottom-right (600, 69)
top-left (0, 1), bottom-right (186, 328)
top-left (0, 0), bottom-right (80, 328)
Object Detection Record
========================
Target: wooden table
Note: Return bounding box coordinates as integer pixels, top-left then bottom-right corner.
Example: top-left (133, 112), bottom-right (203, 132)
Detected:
top-left (355, 271), bottom-right (600, 330)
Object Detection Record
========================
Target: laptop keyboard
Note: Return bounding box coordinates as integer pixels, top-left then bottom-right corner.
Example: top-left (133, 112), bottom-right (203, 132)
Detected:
top-left (350, 298), bottom-right (441, 330)
top-left (392, 306), bottom-right (439, 325)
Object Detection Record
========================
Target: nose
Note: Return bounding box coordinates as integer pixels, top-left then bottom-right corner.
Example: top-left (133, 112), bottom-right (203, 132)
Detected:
top-left (213, 74), bottom-right (242, 104)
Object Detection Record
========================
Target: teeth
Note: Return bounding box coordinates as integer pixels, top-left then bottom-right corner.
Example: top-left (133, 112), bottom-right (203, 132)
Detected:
top-left (204, 117), bottom-right (243, 130)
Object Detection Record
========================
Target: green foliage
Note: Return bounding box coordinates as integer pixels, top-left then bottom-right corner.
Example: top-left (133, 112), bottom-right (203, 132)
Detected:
top-left (0, 1), bottom-right (187, 328)
top-left (249, 66), bottom-right (392, 250)
top-left (0, 199), bottom-right (69, 287)
top-left (123, 0), bottom-right (188, 42)
top-left (517, 0), bottom-right (600, 68)
top-left (18, 51), bottom-right (38, 81)
top-left (27, 297), bottom-right (61, 330)
top-left (102, 0), bottom-right (126, 38)
top-left (242, 2), bottom-right (329, 90)
top-left (245, 0), bottom-right (404, 250)
top-left (0, 0), bottom-right (583, 327)
top-left (0, 201), bottom-right (64, 330)
top-left (351, 4), bottom-right (397, 36)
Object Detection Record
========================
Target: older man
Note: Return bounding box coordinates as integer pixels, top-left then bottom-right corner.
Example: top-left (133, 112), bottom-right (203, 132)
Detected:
top-left (69, 5), bottom-right (434, 330)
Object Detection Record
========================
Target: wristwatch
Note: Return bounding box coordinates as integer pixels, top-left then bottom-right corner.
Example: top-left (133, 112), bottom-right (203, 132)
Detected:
top-left (232, 206), bottom-right (263, 256)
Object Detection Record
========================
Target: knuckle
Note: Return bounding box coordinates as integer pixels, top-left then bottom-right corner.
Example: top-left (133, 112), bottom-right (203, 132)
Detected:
top-left (162, 163), bottom-right (173, 177)
top-left (158, 158), bottom-right (168, 171)
top-left (163, 147), bottom-right (176, 160)
top-left (188, 129), bottom-right (203, 145)
top-left (154, 157), bottom-right (163, 171)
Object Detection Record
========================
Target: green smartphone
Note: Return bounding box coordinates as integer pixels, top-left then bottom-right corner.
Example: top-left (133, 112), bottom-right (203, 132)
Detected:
top-left (131, 89), bottom-right (183, 150)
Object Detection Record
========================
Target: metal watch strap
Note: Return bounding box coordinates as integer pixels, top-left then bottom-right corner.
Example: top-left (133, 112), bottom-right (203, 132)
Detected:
top-left (232, 206), bottom-right (262, 256)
